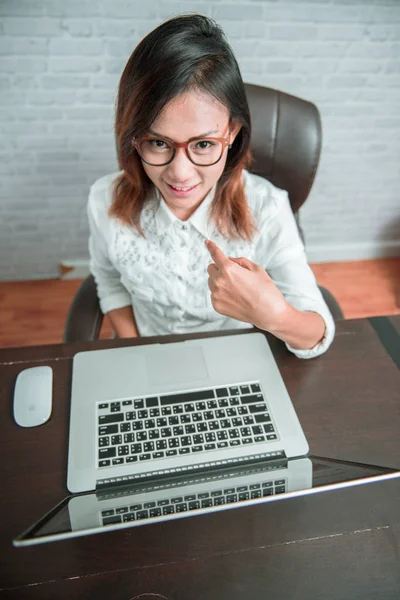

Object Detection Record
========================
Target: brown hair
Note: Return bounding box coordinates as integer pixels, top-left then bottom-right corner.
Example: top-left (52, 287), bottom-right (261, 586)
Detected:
top-left (110, 14), bottom-right (257, 242)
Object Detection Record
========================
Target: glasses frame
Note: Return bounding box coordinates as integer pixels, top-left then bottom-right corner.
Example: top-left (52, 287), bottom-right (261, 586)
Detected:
top-left (131, 124), bottom-right (232, 167)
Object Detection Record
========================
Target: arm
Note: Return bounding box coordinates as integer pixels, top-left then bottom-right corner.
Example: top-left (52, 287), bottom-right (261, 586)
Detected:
top-left (87, 181), bottom-right (139, 334)
top-left (107, 305), bottom-right (140, 338)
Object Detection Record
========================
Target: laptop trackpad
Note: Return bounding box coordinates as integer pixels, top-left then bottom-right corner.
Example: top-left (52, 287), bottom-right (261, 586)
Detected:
top-left (146, 346), bottom-right (209, 387)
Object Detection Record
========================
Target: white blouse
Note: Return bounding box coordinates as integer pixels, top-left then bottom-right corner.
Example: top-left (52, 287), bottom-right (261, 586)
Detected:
top-left (87, 169), bottom-right (335, 359)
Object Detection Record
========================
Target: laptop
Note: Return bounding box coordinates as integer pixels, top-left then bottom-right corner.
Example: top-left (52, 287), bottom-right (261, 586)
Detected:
top-left (66, 332), bottom-right (309, 494)
top-left (14, 456), bottom-right (400, 546)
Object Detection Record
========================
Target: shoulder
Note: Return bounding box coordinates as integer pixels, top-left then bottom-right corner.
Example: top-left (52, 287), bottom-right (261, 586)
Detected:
top-left (242, 169), bottom-right (290, 221)
top-left (88, 170), bottom-right (123, 219)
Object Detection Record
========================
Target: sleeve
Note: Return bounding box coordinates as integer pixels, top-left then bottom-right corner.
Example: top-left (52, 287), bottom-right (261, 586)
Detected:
top-left (257, 189), bottom-right (335, 359)
top-left (87, 183), bottom-right (132, 314)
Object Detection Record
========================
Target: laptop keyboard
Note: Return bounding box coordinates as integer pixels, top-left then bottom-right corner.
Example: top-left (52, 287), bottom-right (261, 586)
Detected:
top-left (97, 382), bottom-right (278, 469)
top-left (101, 477), bottom-right (287, 526)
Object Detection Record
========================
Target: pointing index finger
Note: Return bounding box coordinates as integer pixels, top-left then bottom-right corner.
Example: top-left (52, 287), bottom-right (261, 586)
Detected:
top-left (205, 239), bottom-right (229, 269)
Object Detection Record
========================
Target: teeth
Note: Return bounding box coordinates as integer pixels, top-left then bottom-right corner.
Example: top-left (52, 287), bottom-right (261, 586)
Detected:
top-left (170, 185), bottom-right (194, 191)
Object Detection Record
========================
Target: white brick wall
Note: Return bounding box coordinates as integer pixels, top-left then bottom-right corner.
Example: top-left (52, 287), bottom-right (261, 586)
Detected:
top-left (1, 0), bottom-right (399, 280)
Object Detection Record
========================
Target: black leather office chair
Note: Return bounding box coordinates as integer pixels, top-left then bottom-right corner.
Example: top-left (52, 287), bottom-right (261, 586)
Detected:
top-left (63, 83), bottom-right (343, 343)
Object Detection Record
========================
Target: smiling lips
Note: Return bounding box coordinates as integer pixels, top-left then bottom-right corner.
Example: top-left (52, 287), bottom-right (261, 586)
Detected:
top-left (166, 182), bottom-right (199, 195)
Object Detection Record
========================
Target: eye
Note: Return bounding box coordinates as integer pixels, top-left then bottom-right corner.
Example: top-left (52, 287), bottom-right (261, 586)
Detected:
top-left (149, 139), bottom-right (169, 148)
top-left (194, 140), bottom-right (214, 150)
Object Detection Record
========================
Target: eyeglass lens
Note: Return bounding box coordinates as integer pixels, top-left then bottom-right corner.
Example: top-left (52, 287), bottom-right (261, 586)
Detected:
top-left (137, 139), bottom-right (223, 166)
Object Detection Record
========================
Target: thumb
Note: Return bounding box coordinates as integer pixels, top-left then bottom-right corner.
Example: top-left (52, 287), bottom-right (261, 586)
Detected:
top-left (229, 256), bottom-right (259, 271)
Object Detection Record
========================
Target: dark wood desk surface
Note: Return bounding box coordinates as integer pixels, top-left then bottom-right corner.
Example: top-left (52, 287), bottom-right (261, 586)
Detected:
top-left (1, 317), bottom-right (399, 600)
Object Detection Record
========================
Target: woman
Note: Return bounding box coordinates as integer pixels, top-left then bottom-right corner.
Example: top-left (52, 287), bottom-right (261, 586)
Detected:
top-left (88, 14), bottom-right (335, 359)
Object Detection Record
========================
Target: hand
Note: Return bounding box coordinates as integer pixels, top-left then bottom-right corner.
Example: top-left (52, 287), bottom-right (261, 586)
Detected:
top-left (205, 239), bottom-right (288, 331)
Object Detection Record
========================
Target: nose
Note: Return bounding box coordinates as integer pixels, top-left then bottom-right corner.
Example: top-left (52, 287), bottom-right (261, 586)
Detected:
top-left (166, 147), bottom-right (196, 184)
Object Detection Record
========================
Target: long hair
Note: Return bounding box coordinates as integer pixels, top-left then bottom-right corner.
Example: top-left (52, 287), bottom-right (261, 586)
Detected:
top-left (110, 14), bottom-right (257, 241)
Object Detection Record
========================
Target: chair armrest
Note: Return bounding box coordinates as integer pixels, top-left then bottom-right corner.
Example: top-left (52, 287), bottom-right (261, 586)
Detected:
top-left (319, 286), bottom-right (344, 321)
top-left (63, 275), bottom-right (104, 343)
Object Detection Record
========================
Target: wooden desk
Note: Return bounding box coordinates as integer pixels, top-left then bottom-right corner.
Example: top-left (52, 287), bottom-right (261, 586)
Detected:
top-left (1, 317), bottom-right (399, 600)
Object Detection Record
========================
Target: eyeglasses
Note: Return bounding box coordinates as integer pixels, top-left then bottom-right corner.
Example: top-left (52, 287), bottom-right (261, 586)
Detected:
top-left (132, 124), bottom-right (232, 167)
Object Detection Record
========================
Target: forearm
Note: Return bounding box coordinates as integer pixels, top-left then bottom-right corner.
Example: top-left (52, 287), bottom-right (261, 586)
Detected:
top-left (107, 305), bottom-right (140, 338)
top-left (262, 302), bottom-right (326, 350)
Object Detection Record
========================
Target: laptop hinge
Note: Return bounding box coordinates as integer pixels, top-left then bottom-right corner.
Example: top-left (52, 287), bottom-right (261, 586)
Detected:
top-left (95, 450), bottom-right (287, 493)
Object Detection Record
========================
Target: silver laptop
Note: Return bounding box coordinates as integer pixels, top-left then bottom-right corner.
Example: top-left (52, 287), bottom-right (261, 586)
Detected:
top-left (67, 332), bottom-right (308, 494)
top-left (14, 456), bottom-right (400, 546)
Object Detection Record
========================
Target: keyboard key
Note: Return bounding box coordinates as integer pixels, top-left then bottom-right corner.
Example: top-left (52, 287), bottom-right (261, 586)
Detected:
top-left (251, 490), bottom-right (261, 499)
top-left (157, 417), bottom-right (168, 427)
top-left (161, 427), bottom-right (172, 438)
top-left (229, 397), bottom-right (240, 406)
top-left (214, 497), bottom-right (225, 506)
top-left (275, 485), bottom-right (286, 494)
top-left (171, 497), bottom-right (183, 503)
top-left (156, 440), bottom-right (167, 450)
top-left (136, 510), bottom-right (149, 520)
top-left (146, 397), bottom-right (158, 407)
top-left (116, 507), bottom-right (128, 514)
top-left (124, 433), bottom-right (135, 443)
top-left (99, 447), bottom-right (116, 459)
top-left (243, 438), bottom-right (253, 444)
top-left (181, 436), bottom-right (192, 446)
top-left (192, 445), bottom-right (203, 452)
top-left (209, 421), bottom-right (219, 430)
top-left (99, 413), bottom-right (124, 424)
top-left (251, 383), bottom-right (261, 393)
top-left (161, 407), bottom-right (172, 416)
top-left (250, 484), bottom-right (261, 490)
top-left (240, 427), bottom-right (251, 437)
top-left (196, 401), bottom-right (206, 410)
top-left (216, 387), bottom-right (228, 397)
top-left (244, 416), bottom-right (254, 425)
top-left (144, 419), bottom-right (156, 429)
top-left (160, 389), bottom-right (215, 405)
top-left (139, 453), bottom-right (151, 461)
top-left (262, 481), bottom-right (273, 488)
top-left (137, 431), bottom-right (147, 441)
top-left (255, 414), bottom-right (271, 423)
top-left (118, 445), bottom-right (129, 456)
top-left (237, 406), bottom-right (248, 415)
top-left (130, 443), bottom-right (142, 454)
top-left (144, 501), bottom-right (156, 508)
top-left (176, 503), bottom-right (188, 512)
top-left (198, 492), bottom-right (210, 499)
top-left (264, 424), bottom-right (275, 433)
top-left (192, 413), bottom-right (203, 422)
top-left (220, 419), bottom-right (230, 428)
top-left (120, 423), bottom-right (131, 432)
top-left (241, 394), bottom-right (263, 405)
top-left (130, 504), bottom-right (142, 511)
top-left (263, 488), bottom-right (273, 497)
top-left (149, 430), bottom-right (160, 439)
top-left (150, 508), bottom-right (162, 517)
top-left (112, 458), bottom-right (124, 465)
top-left (275, 480), bottom-right (285, 486)
top-left (215, 409), bottom-right (226, 419)
top-left (228, 429), bottom-right (240, 439)
top-left (207, 400), bottom-right (218, 409)
top-left (134, 399), bottom-right (144, 409)
top-left (229, 386), bottom-right (240, 395)
top-left (179, 447), bottom-right (190, 454)
top-left (193, 434), bottom-right (204, 444)
top-left (126, 456), bottom-right (138, 463)
top-left (157, 499), bottom-right (169, 506)
top-left (122, 400), bottom-right (132, 406)
top-left (169, 416), bottom-right (179, 425)
top-left (173, 426), bottom-right (184, 436)
top-left (110, 402), bottom-right (121, 412)
top-left (211, 490), bottom-right (223, 497)
top-left (150, 408), bottom-right (160, 417)
top-left (226, 494), bottom-right (238, 503)
top-left (143, 442), bottom-right (155, 452)
top-left (240, 385), bottom-right (250, 394)
top-left (197, 422), bottom-right (208, 432)
top-left (99, 403), bottom-right (109, 410)
top-left (111, 435), bottom-right (122, 445)
top-left (103, 515), bottom-right (122, 525)
top-left (125, 411), bottom-right (136, 421)
top-left (138, 410), bottom-right (148, 419)
top-left (173, 405), bottom-right (184, 414)
top-left (99, 424), bottom-right (118, 435)
top-left (99, 437), bottom-right (109, 447)
top-left (217, 431), bottom-right (228, 440)
top-left (255, 436), bottom-right (265, 442)
top-left (188, 501), bottom-right (200, 510)
top-left (205, 432), bottom-right (216, 442)
top-left (101, 509), bottom-right (114, 517)
top-left (232, 417), bottom-right (243, 427)
top-left (99, 459), bottom-right (111, 467)
top-left (218, 399), bottom-right (229, 408)
top-left (163, 505), bottom-right (175, 515)
top-left (217, 441), bottom-right (228, 448)
top-left (205, 443), bottom-right (216, 450)
top-left (226, 408), bottom-right (237, 417)
top-left (239, 492), bottom-right (250, 501)
top-left (132, 421), bottom-right (143, 430)
top-left (229, 440), bottom-right (240, 446)
top-left (166, 449), bottom-right (177, 457)
top-left (252, 425), bottom-right (263, 435)
top-left (152, 451), bottom-right (165, 459)
top-left (184, 403), bottom-right (195, 412)
top-left (123, 513), bottom-right (136, 522)
top-left (202, 498), bottom-right (213, 507)
top-left (185, 424), bottom-right (195, 434)
top-left (267, 434), bottom-right (277, 440)
top-left (249, 404), bottom-right (267, 413)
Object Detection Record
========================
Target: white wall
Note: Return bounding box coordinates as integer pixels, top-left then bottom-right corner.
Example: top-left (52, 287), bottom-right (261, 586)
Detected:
top-left (1, 0), bottom-right (399, 280)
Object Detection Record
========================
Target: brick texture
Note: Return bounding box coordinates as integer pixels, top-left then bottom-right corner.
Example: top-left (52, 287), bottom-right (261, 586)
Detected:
top-left (1, 0), bottom-right (399, 280)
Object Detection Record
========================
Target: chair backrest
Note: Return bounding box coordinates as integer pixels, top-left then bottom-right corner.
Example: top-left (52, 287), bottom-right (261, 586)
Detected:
top-left (244, 83), bottom-right (322, 214)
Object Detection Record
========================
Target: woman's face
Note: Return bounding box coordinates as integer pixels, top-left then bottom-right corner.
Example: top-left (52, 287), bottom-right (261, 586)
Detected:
top-left (140, 89), bottom-right (241, 221)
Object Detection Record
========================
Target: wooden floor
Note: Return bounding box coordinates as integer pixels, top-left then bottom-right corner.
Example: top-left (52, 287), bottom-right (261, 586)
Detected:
top-left (0, 258), bottom-right (399, 348)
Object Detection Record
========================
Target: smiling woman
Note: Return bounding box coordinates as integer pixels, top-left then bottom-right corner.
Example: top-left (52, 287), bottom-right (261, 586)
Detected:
top-left (87, 14), bottom-right (335, 358)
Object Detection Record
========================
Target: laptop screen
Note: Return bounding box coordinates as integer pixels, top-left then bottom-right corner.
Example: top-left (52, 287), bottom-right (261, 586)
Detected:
top-left (14, 455), bottom-right (400, 546)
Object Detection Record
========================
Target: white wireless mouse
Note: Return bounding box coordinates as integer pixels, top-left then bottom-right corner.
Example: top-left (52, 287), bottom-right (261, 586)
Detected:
top-left (13, 366), bottom-right (53, 427)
